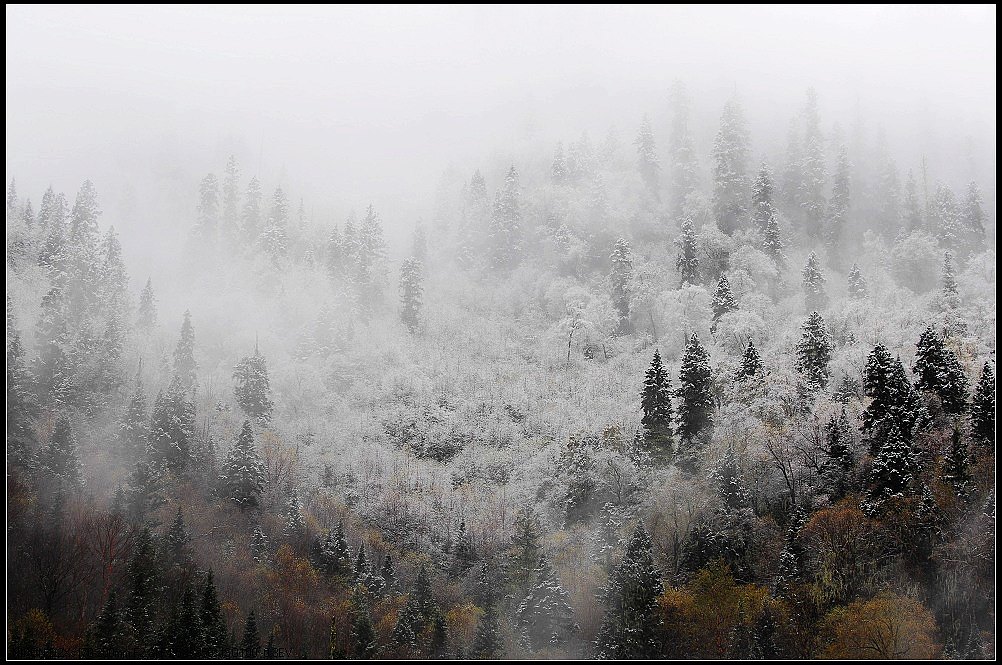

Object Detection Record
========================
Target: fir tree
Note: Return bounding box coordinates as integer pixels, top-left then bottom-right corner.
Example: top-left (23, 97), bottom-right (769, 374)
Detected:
top-left (399, 257), bottom-right (424, 334)
top-left (960, 181), bottom-right (986, 254)
top-left (7, 328), bottom-right (38, 468)
top-left (862, 346), bottom-right (930, 448)
top-left (668, 82), bottom-right (699, 216)
top-left (86, 591), bottom-right (123, 658)
top-left (941, 252), bottom-right (960, 308)
top-left (127, 459), bottom-right (166, 526)
top-left (221, 156), bottom-right (240, 245)
top-left (780, 120), bottom-right (803, 208)
top-left (6, 177), bottom-right (17, 218)
top-left (736, 339), bottom-right (762, 380)
top-left (509, 506), bottom-right (543, 596)
top-left (847, 263), bottom-right (868, 299)
top-left (762, 209), bottom-right (785, 267)
top-left (795, 312), bottom-right (832, 390)
top-left (799, 134), bottom-right (827, 239)
top-left (774, 508), bottom-right (807, 595)
top-left (38, 192), bottom-right (69, 275)
top-left (866, 421), bottom-right (915, 502)
top-left (711, 274), bottom-right (738, 330)
top-left (930, 183), bottom-right (963, 251)
top-left (319, 520), bottom-right (352, 577)
top-left (250, 525), bottom-right (269, 563)
top-left (380, 553), bottom-right (397, 591)
top-left (594, 523), bottom-right (663, 659)
top-left (149, 375), bottom-right (195, 473)
top-left (676, 217), bottom-right (699, 286)
top-left (942, 427), bottom-right (974, 500)
top-left (470, 602), bottom-right (502, 659)
top-left (801, 252), bottom-right (828, 312)
top-left (241, 177), bottom-right (263, 243)
top-left (41, 414), bottom-right (83, 491)
top-left (283, 491), bottom-right (307, 540)
top-left (200, 571), bottom-right (227, 658)
top-left (913, 327), bottom-right (969, 414)
top-left (676, 334), bottom-right (714, 445)
top-left (610, 238), bottom-right (633, 330)
top-left (711, 98), bottom-right (751, 235)
top-left (124, 527), bottom-right (160, 651)
top-left (821, 409), bottom-right (855, 500)
top-left (969, 363), bottom-right (995, 447)
top-left (825, 144), bottom-right (850, 268)
top-left (241, 611), bottom-right (260, 659)
top-left (903, 170), bottom-right (923, 233)
top-left (269, 187), bottom-right (289, 228)
top-left (120, 372), bottom-right (148, 460)
top-left (173, 310), bottom-right (197, 394)
top-left (162, 583), bottom-right (202, 658)
top-left (351, 605), bottom-right (377, 659)
top-left (221, 421), bottom-right (266, 510)
top-left (488, 166), bottom-right (522, 270)
top-left (751, 162), bottom-right (776, 234)
top-left (195, 174), bottom-right (220, 242)
top-left (552, 142), bottom-right (567, 184)
top-left (137, 278), bottom-right (157, 331)
top-left (163, 505), bottom-right (191, 561)
top-left (640, 349), bottom-right (674, 457)
top-left (233, 346), bottom-right (274, 421)
top-left (634, 115), bottom-right (660, 198)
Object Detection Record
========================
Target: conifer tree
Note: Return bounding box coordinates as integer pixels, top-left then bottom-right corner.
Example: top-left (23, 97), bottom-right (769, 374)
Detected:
top-left (399, 257), bottom-right (424, 334)
top-left (173, 310), bottom-right (197, 393)
top-left (201, 571), bottom-right (227, 658)
top-left (380, 553), bottom-right (397, 592)
top-left (595, 523), bottom-right (663, 659)
top-left (124, 527), bottom-right (160, 651)
top-left (774, 508), bottom-right (807, 595)
top-left (820, 409), bottom-right (855, 500)
top-left (795, 312), bottom-right (832, 390)
top-left (676, 334), bottom-right (714, 445)
top-left (6, 177), bottom-right (17, 218)
top-left (7, 328), bottom-right (38, 468)
top-left (942, 427), bottom-right (973, 500)
top-left (960, 181), bottom-right (986, 254)
top-left (149, 375), bottom-right (195, 473)
top-left (862, 346), bottom-right (930, 448)
top-left (241, 177), bottom-right (263, 243)
top-left (137, 278), bottom-right (157, 331)
top-left (736, 339), bottom-right (762, 380)
top-left (711, 99), bottom-right (751, 235)
top-left (120, 372), bottom-right (148, 460)
top-left (801, 252), bottom-right (828, 312)
top-left (319, 520), bottom-right (352, 576)
top-left (470, 602), bottom-right (502, 659)
top-left (913, 327), bottom-right (969, 414)
top-left (903, 170), bottom-right (923, 233)
top-left (269, 187), bottom-right (289, 228)
top-left (799, 135), bottom-right (827, 239)
top-left (610, 238), bottom-right (633, 329)
top-left (164, 505), bottom-right (190, 561)
top-left (283, 491), bottom-right (307, 540)
top-left (930, 183), bottom-right (963, 251)
top-left (509, 506), bottom-right (543, 597)
top-left (847, 263), bottom-right (868, 299)
top-left (941, 252), bottom-right (960, 308)
top-left (552, 142), bottom-right (567, 184)
top-left (250, 525), bottom-right (269, 563)
top-left (676, 217), bottom-right (699, 286)
top-left (668, 82), bottom-right (699, 216)
top-left (98, 227), bottom-right (131, 317)
top-left (233, 346), bottom-right (274, 421)
top-left (866, 422), bottom-right (915, 502)
top-left (635, 115), bottom-right (660, 198)
top-left (221, 156), bottom-right (240, 245)
top-left (221, 421), bottom-right (266, 510)
top-left (969, 363), bottom-right (995, 447)
top-left (127, 459), bottom-right (166, 526)
top-left (488, 166), bottom-right (522, 270)
top-left (85, 591), bottom-right (123, 658)
top-left (241, 611), bottom-right (260, 659)
top-left (711, 274), bottom-right (738, 330)
top-left (196, 174), bottom-right (220, 242)
top-left (762, 209), bottom-right (785, 267)
top-left (751, 163), bottom-right (776, 234)
top-left (780, 120), bottom-right (802, 209)
top-left (351, 604), bottom-right (377, 659)
top-left (41, 414), bottom-right (83, 491)
top-left (38, 193), bottom-right (69, 275)
top-left (640, 349), bottom-right (674, 457)
top-left (825, 145), bottom-right (850, 268)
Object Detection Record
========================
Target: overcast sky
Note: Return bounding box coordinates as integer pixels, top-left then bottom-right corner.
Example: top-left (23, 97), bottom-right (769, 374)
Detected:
top-left (5, 5), bottom-right (996, 265)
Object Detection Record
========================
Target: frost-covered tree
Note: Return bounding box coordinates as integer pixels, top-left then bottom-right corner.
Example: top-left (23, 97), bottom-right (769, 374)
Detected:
top-left (149, 375), bottom-right (195, 473)
top-left (411, 221), bottom-right (428, 265)
top-left (676, 217), bottom-right (699, 286)
top-left (594, 523), bottom-right (663, 659)
top-left (488, 166), bottom-right (522, 270)
top-left (711, 274), bottom-right (738, 330)
top-left (250, 525), bottom-right (269, 562)
top-left (969, 363), bottom-right (995, 447)
top-left (676, 334), bottom-right (714, 445)
top-left (902, 170), bottom-right (923, 233)
top-left (120, 372), bottom-right (148, 460)
top-left (221, 156), bottom-right (240, 244)
top-left (221, 421), bottom-right (266, 510)
top-left (172, 310), bottom-right (197, 394)
top-left (913, 327), bottom-right (968, 414)
top-left (195, 174), bottom-right (220, 241)
top-left (762, 209), bottom-right (785, 267)
top-left (163, 505), bottom-right (190, 560)
top-left (241, 611), bottom-right (260, 659)
top-left (399, 257), bottom-right (424, 334)
top-left (821, 409), bottom-right (855, 500)
top-left (318, 520), bottom-right (352, 577)
top-left (233, 346), bottom-right (274, 422)
top-left (847, 263), bottom-right (868, 299)
top-left (7, 329), bottom-right (38, 468)
top-left (862, 346), bottom-right (929, 448)
top-left (669, 82), bottom-right (699, 216)
top-left (930, 183), bottom-right (963, 252)
top-left (640, 349), bottom-right (673, 457)
top-left (470, 601), bottom-right (501, 659)
top-left (283, 491), bottom-right (307, 540)
top-left (801, 252), bottom-right (828, 312)
top-left (751, 163), bottom-right (776, 234)
top-left (796, 312), bottom-right (832, 390)
top-left (635, 115), bottom-right (660, 197)
top-left (799, 135), bottom-right (827, 239)
top-left (516, 554), bottom-right (576, 651)
top-left (941, 252), bottom-right (960, 308)
top-left (269, 187), bottom-right (289, 228)
top-left (41, 414), bottom-right (82, 490)
top-left (610, 238), bottom-right (633, 329)
top-left (552, 142), bottom-right (567, 184)
top-left (960, 181), bottom-right (986, 254)
top-left (866, 421), bottom-right (915, 503)
top-left (825, 144), bottom-right (850, 268)
top-left (137, 278), bottom-right (157, 331)
top-left (737, 339), bottom-right (761, 380)
top-left (241, 177), bottom-right (263, 243)
top-left (711, 99), bottom-right (751, 234)
top-left (942, 427), bottom-right (973, 500)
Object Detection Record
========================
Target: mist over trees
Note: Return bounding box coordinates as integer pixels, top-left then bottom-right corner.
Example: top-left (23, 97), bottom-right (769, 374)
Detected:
top-left (5, 5), bottom-right (997, 661)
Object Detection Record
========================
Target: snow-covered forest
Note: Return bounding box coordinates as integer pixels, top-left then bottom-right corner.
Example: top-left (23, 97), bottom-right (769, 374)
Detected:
top-left (5, 5), bottom-right (996, 660)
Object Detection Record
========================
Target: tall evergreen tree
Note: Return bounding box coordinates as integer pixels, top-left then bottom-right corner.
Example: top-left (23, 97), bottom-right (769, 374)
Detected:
top-left (127, 459), bottom-right (166, 526)
top-left (751, 163), bottom-right (776, 234)
top-left (85, 591), bottom-right (123, 658)
top-left (148, 375), bottom-right (195, 473)
top-left (862, 346), bottom-right (930, 449)
top-left (825, 145), bottom-right (850, 268)
top-left (798, 90), bottom-right (826, 238)
top-left (269, 187), bottom-right (289, 227)
top-left (7, 328), bottom-right (38, 468)
top-left (969, 363), bottom-right (995, 447)
top-left (195, 174), bottom-right (220, 242)
top-left (942, 427), bottom-right (974, 500)
top-left (488, 166), bottom-right (522, 270)
top-left (319, 520), bottom-right (352, 577)
top-left (379, 553), bottom-right (397, 592)
top-left (41, 414), bottom-right (83, 491)
top-left (941, 252), bottom-right (960, 308)
top-left (762, 209), bottom-right (785, 267)
top-left (283, 491), bottom-right (307, 540)
top-left (866, 421), bottom-right (916, 503)
top-left (221, 421), bottom-right (266, 510)
top-left (241, 611), bottom-right (260, 659)
top-left (399, 257), bottom-right (424, 334)
top-left (509, 506), bottom-right (544, 597)
top-left (913, 327), bottom-right (969, 414)
top-left (516, 553), bottom-right (576, 650)
top-left (676, 217), bottom-right (699, 286)
top-left (634, 115), bottom-right (660, 198)
top-left (120, 372), bottom-right (149, 460)
top-left (470, 602), bottom-right (502, 659)
top-left (250, 525), bottom-right (269, 563)
top-left (902, 170), bottom-right (923, 233)
top-left (668, 82), bottom-right (699, 216)
top-left (795, 312), bottom-right (832, 390)
top-left (711, 274), bottom-right (738, 330)
top-left (595, 523), bottom-right (663, 659)
top-left (780, 120), bottom-right (803, 209)
top-left (711, 99), bottom-right (751, 234)
top-left (676, 334), bottom-right (714, 445)
top-left (960, 181), bottom-right (986, 255)
top-left (847, 263), bottom-right (868, 299)
top-left (610, 238), bottom-right (633, 331)
top-left (930, 183), bottom-right (963, 252)
top-left (200, 571), bottom-right (227, 658)
top-left (737, 339), bottom-right (762, 380)
top-left (221, 156), bottom-right (240, 245)
top-left (801, 252), bottom-right (828, 312)
top-left (137, 278), bottom-right (157, 331)
top-left (124, 527), bottom-right (160, 652)
top-left (640, 349), bottom-right (674, 457)
top-left (551, 142), bottom-right (567, 184)
top-left (241, 177), bottom-right (263, 243)
top-left (233, 346), bottom-right (274, 421)
top-left (173, 310), bottom-right (197, 394)
top-left (821, 408), bottom-right (855, 500)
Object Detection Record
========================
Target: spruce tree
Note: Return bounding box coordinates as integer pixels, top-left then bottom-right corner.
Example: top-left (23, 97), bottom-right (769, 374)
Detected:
top-left (399, 257), bottom-right (424, 334)
top-left (711, 274), bottom-right (738, 330)
top-left (124, 527), bottom-right (160, 652)
top-left (930, 183), bottom-right (963, 251)
top-left (736, 339), bottom-right (762, 380)
top-left (250, 525), bottom-right (269, 562)
top-left (41, 414), bottom-right (83, 491)
top-left (380, 553), bottom-right (397, 592)
top-left (127, 459), bottom-right (166, 526)
top-left (488, 166), bottom-right (522, 270)
top-left (241, 611), bottom-right (260, 659)
top-left (942, 427), bottom-right (974, 500)
top-left (866, 421), bottom-right (915, 502)
top-left (351, 605), bottom-right (377, 659)
top-left (862, 345), bottom-right (930, 449)
top-left (221, 156), bottom-right (240, 245)
top-left (960, 181), bottom-right (986, 254)
top-left (241, 177), bottom-right (263, 243)
top-left (847, 263), bottom-right (868, 299)
top-left (676, 334), bottom-right (714, 445)
top-left (824, 144), bottom-right (850, 268)
top-left (799, 134), bottom-right (827, 239)
top-left (711, 98), bottom-right (751, 235)
top-left (795, 312), bottom-right (832, 390)
top-left (751, 163), bottom-right (776, 234)
top-left (269, 187), bottom-right (289, 227)
top-left (509, 506), bottom-right (543, 597)
top-left (635, 115), bottom-right (660, 198)
top-left (941, 252), bottom-right (960, 308)
top-left (762, 209), bottom-right (785, 267)
top-left (801, 252), bottom-right (828, 312)
top-left (137, 278), bottom-right (157, 331)
top-left (7, 329), bottom-right (38, 469)
top-left (233, 346), bottom-right (274, 421)
top-left (668, 82), bottom-right (699, 216)
top-left (86, 591), bottom-right (123, 658)
top-left (149, 375), bottom-right (195, 473)
top-left (120, 372), bottom-right (148, 460)
top-left (676, 217), bottom-right (699, 286)
top-left (173, 310), bottom-right (197, 394)
top-left (903, 170), bottom-right (923, 233)
top-left (821, 408), bottom-right (855, 500)
top-left (610, 238), bottom-right (633, 329)
top-left (969, 363), bottom-right (995, 447)
top-left (640, 349), bottom-right (674, 457)
top-left (196, 174), bottom-right (220, 242)
top-left (319, 520), bottom-right (352, 576)
top-left (221, 421), bottom-right (266, 510)
top-left (470, 602), bottom-right (502, 659)
top-left (163, 505), bottom-right (191, 561)
top-left (201, 571), bottom-right (227, 658)
top-left (594, 523), bottom-right (663, 659)
top-left (913, 327), bottom-right (969, 414)
top-left (283, 491), bottom-right (307, 541)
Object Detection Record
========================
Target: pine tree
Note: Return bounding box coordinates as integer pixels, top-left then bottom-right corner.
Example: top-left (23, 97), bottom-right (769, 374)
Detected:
top-left (241, 177), bottom-right (263, 243)
top-left (164, 505), bottom-right (190, 561)
top-left (552, 142), bottom-right (568, 184)
top-left (736, 339), bottom-right (762, 380)
top-left (820, 409), bottom-right (855, 500)
top-left (676, 217), bottom-right (699, 286)
top-left (862, 346), bottom-right (930, 448)
top-left (269, 187), bottom-right (289, 227)
top-left (380, 553), bottom-right (397, 591)
top-left (640, 350), bottom-right (674, 457)
top-left (241, 611), bottom-right (260, 659)
top-left (960, 181), bottom-right (986, 254)
top-left (38, 192), bottom-right (69, 275)
top-left (195, 174), bottom-right (220, 242)
top-left (319, 520), bottom-right (352, 576)
top-left (173, 310), bottom-right (197, 394)
top-left (86, 591), bottom-right (123, 658)
top-left (137, 278), bottom-right (157, 331)
top-left (120, 372), bottom-right (148, 460)
top-left (751, 163), bottom-right (776, 234)
top-left (595, 523), bottom-right (663, 659)
top-left (233, 346), bottom-right (274, 421)
top-left (969, 363), bottom-right (995, 447)
top-left (399, 257), bottom-right (424, 334)
top-left (126, 460), bottom-right (166, 526)
top-left (351, 604), bottom-right (377, 659)
top-left (930, 183), bottom-right (963, 251)
top-left (470, 602), bottom-right (502, 659)
top-left (610, 238), bottom-right (633, 329)
top-left (801, 252), bottom-right (828, 312)
top-left (124, 527), bottom-right (160, 651)
top-left (866, 421), bottom-right (915, 502)
top-left (221, 156), bottom-right (240, 245)
top-left (942, 427), bottom-right (974, 500)
top-left (7, 329), bottom-right (38, 468)
top-left (509, 506), bottom-right (543, 596)
top-left (798, 90), bottom-right (826, 238)
top-left (941, 252), bottom-right (960, 308)
top-left (715, 447), bottom-right (751, 510)
top-left (668, 82), bottom-right (699, 216)
top-left (903, 170), bottom-right (923, 233)
top-left (774, 508), bottom-right (807, 595)
top-left (634, 115), bottom-right (660, 198)
top-left (676, 334), bottom-right (714, 445)
top-left (249, 524), bottom-right (270, 563)
top-left (41, 414), bottom-right (83, 491)
top-left (913, 327), bottom-right (969, 414)
top-left (488, 166), bottom-right (522, 270)
top-left (711, 99), bottom-right (751, 235)
top-left (199, 571), bottom-right (227, 658)
top-left (711, 274), bottom-right (738, 330)
top-left (847, 263), bottom-right (868, 299)
top-left (149, 375), bottom-right (195, 473)
top-left (221, 421), bottom-right (266, 510)
top-left (825, 144), bottom-right (850, 268)
top-left (795, 312), bottom-right (832, 390)
top-left (762, 209), bottom-right (785, 267)
top-left (283, 492), bottom-right (307, 540)
top-left (6, 177), bottom-right (17, 218)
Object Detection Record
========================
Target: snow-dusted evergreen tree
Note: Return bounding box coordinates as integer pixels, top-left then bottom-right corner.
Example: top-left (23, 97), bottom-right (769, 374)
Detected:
top-left (38, 192), bottom-right (69, 274)
top-left (470, 601), bottom-right (502, 658)
top-left (795, 312), bottom-right (832, 390)
top-left (319, 520), bottom-right (352, 577)
top-left (902, 170), bottom-right (923, 233)
top-left (676, 334), bottom-right (714, 445)
top-left (552, 142), bottom-right (568, 184)
top-left (516, 554), bottom-right (576, 650)
top-left (913, 327), bottom-right (969, 414)
top-left (960, 181), bottom-right (986, 255)
top-left (41, 414), bottom-right (83, 490)
top-left (711, 274), bottom-right (738, 330)
top-left (634, 115), bottom-right (660, 198)
top-left (821, 408), bottom-right (854, 500)
top-left (711, 99), bottom-right (751, 235)
top-left (241, 611), bottom-right (261, 659)
top-left (241, 176), bottom-right (263, 244)
top-left (941, 252), bottom-right (960, 308)
top-left (283, 491), bottom-right (307, 540)
top-left (801, 252), bottom-right (828, 312)
top-left (379, 554), bottom-right (397, 591)
top-left (411, 221), bottom-right (428, 265)
top-left (866, 421), bottom-right (915, 503)
top-left (120, 372), bottom-right (148, 460)
top-left (173, 310), bottom-right (197, 394)
top-left (221, 421), bottom-right (266, 510)
top-left (7, 328), bottom-right (38, 469)
top-left (509, 506), bottom-right (544, 596)
top-left (847, 263), bottom-right (867, 299)
top-left (149, 375), bottom-right (195, 473)
top-left (488, 166), bottom-right (522, 270)
top-left (163, 505), bottom-right (190, 559)
top-left (676, 217), bottom-right (699, 286)
top-left (250, 525), bottom-right (269, 562)
top-left (399, 257), bottom-right (424, 334)
top-left (137, 277), bottom-right (157, 331)
top-left (798, 90), bottom-right (826, 238)
top-left (233, 345), bottom-right (274, 422)
top-left (668, 82), bottom-right (699, 216)
top-left (595, 523), bottom-right (663, 659)
top-left (221, 156), bottom-right (240, 245)
top-left (640, 349), bottom-right (673, 457)
top-left (875, 150), bottom-right (901, 234)
top-left (762, 209), bottom-right (785, 267)
top-left (737, 339), bottom-right (762, 380)
top-left (269, 187), bottom-right (289, 228)
top-left (942, 427), bottom-right (973, 500)
top-left (825, 145), bottom-right (850, 268)
top-left (862, 345), bottom-right (929, 449)
top-left (6, 177), bottom-right (17, 218)
top-left (969, 363), bottom-right (995, 447)
top-left (610, 238), bottom-right (633, 330)
top-left (774, 508), bottom-right (807, 596)
top-left (930, 183), bottom-right (962, 252)
top-left (751, 163), bottom-right (776, 234)
top-left (195, 174), bottom-right (220, 242)
top-left (780, 120), bottom-right (802, 209)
